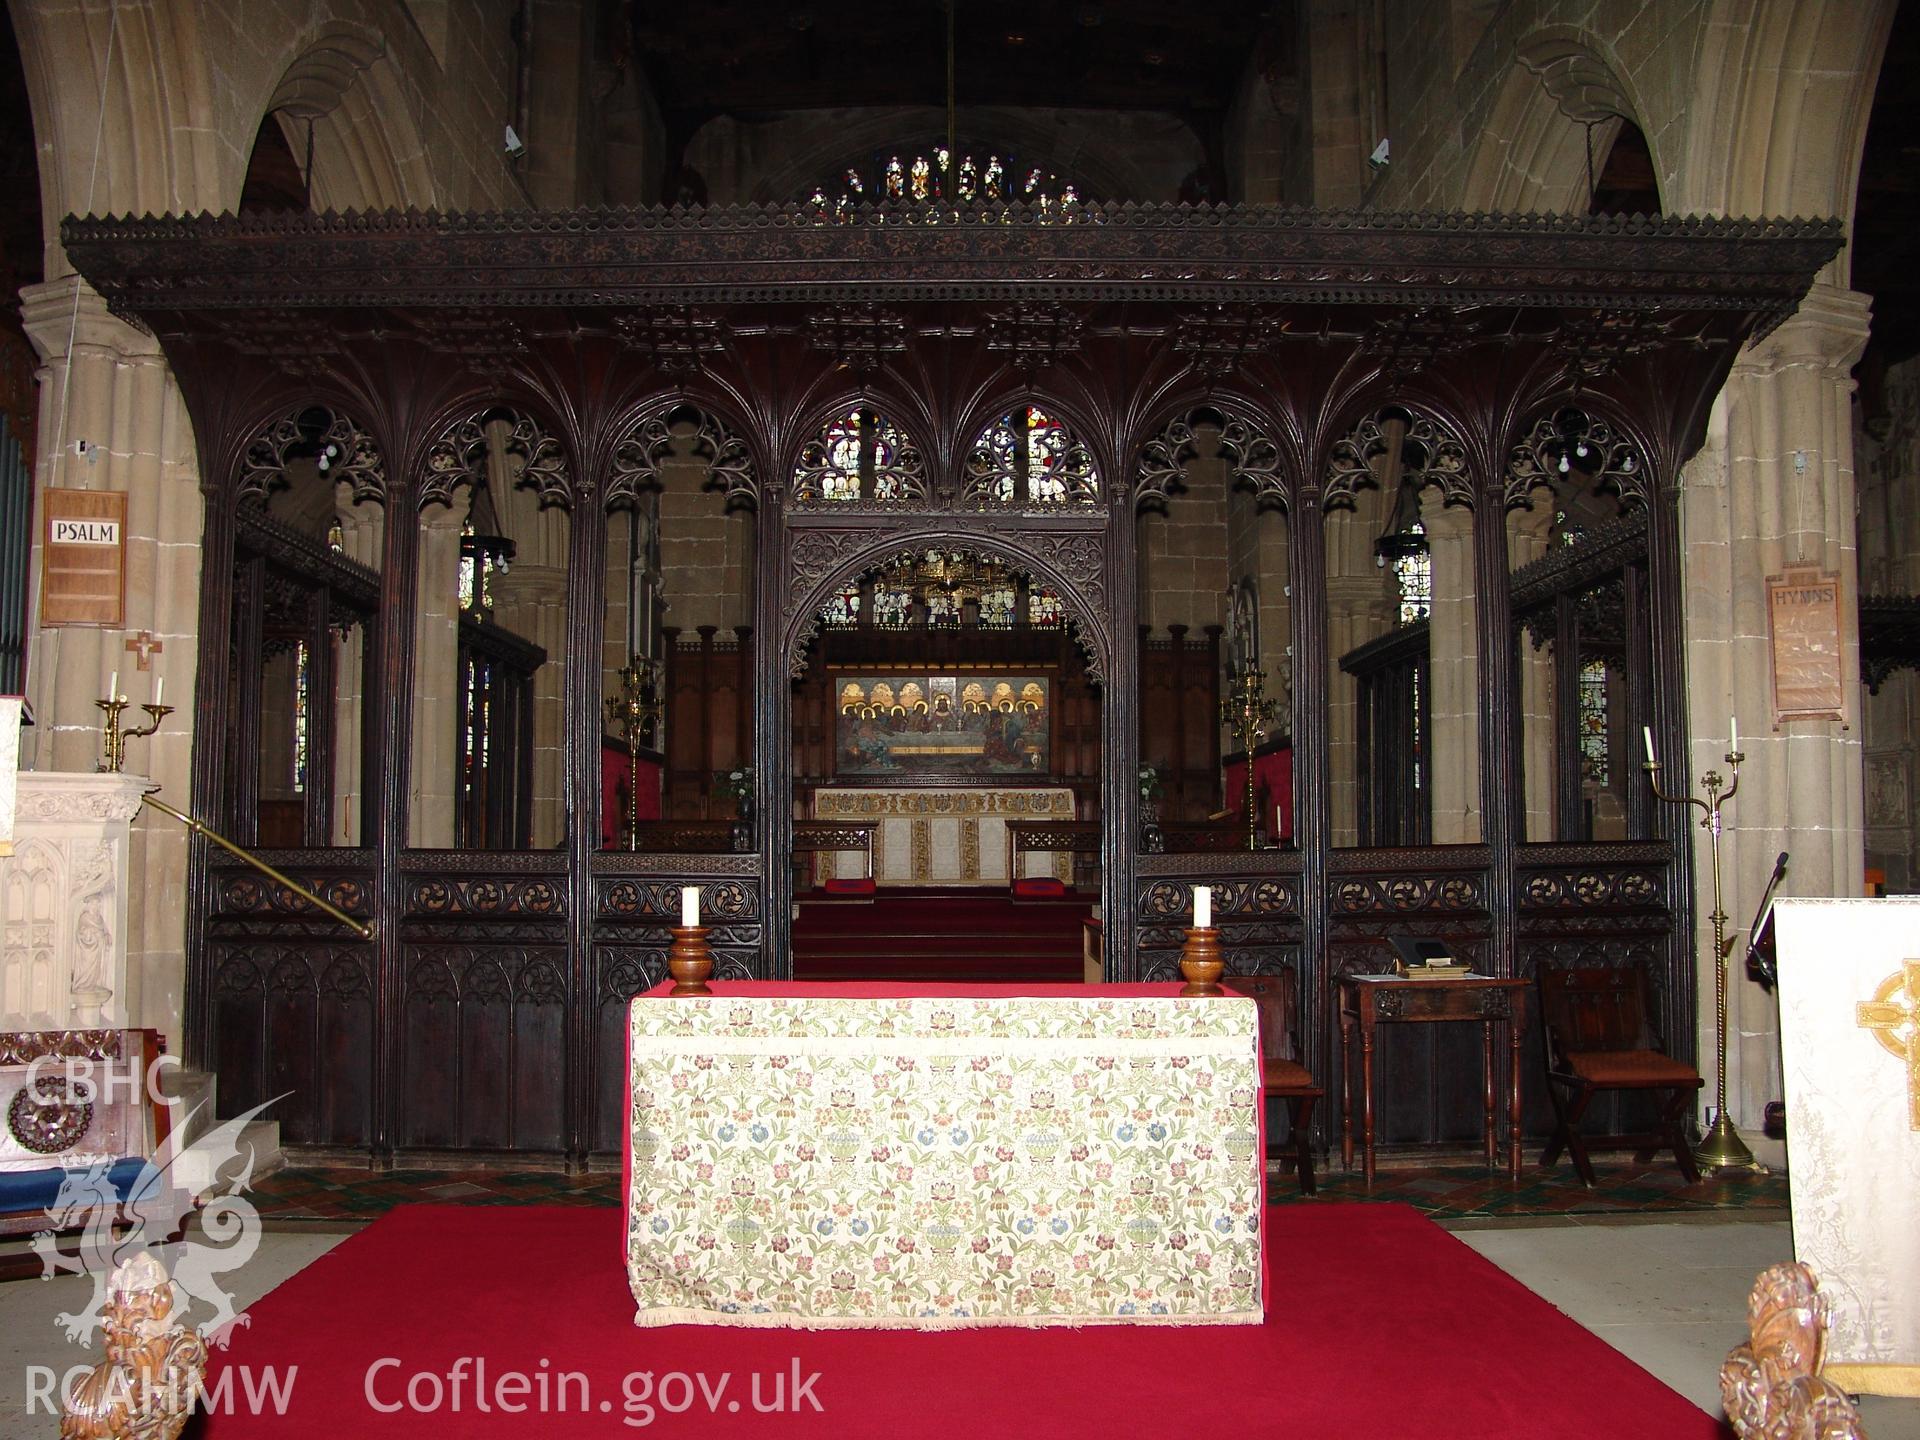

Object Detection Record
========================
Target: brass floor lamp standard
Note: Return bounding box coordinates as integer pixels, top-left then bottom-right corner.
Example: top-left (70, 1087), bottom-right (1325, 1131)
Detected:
top-left (1644, 728), bottom-right (1767, 1175)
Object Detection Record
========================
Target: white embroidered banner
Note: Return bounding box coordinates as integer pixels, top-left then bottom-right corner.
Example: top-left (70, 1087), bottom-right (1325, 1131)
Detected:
top-left (1774, 898), bottom-right (1920, 1396)
top-left (626, 992), bottom-right (1264, 1328)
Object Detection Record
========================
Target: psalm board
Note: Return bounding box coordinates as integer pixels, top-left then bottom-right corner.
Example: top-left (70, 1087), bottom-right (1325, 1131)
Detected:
top-left (835, 673), bottom-right (1051, 779)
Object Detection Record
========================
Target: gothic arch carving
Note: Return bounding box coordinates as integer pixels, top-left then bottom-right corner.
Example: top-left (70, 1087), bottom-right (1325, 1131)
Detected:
top-left (421, 407), bottom-right (573, 512)
top-left (960, 400), bottom-right (1102, 510)
top-left (1324, 405), bottom-right (1473, 513)
top-left (782, 528), bottom-right (1110, 684)
top-left (1505, 403), bottom-right (1651, 512)
top-left (1137, 402), bottom-right (1289, 512)
top-left (236, 403), bottom-right (385, 506)
top-left (605, 402), bottom-right (758, 513)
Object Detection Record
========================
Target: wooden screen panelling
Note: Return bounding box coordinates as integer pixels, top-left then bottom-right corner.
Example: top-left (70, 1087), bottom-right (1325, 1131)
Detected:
top-left (661, 627), bottom-right (750, 819)
top-left (1138, 626), bottom-right (1222, 821)
top-left (202, 851), bottom-right (377, 1150)
top-left (587, 854), bottom-right (763, 1158)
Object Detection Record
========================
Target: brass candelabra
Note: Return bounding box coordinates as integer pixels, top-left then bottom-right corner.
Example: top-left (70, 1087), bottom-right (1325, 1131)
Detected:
top-left (605, 657), bottom-right (662, 852)
top-left (97, 691), bottom-right (172, 774)
top-left (1645, 742), bottom-right (1766, 1175)
top-left (1220, 668), bottom-right (1278, 852)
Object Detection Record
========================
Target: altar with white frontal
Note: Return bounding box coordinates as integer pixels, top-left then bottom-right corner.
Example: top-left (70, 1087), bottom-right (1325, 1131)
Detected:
top-left (1772, 897), bottom-right (1920, 1396)
top-left (810, 787), bottom-right (1075, 886)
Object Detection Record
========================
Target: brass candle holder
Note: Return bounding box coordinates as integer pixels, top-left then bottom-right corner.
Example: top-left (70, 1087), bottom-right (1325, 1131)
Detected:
top-left (604, 657), bottom-right (661, 852)
top-left (668, 925), bottom-right (714, 995)
top-left (1645, 744), bottom-right (1766, 1175)
top-left (1220, 667), bottom-right (1278, 852)
top-left (98, 694), bottom-right (172, 774)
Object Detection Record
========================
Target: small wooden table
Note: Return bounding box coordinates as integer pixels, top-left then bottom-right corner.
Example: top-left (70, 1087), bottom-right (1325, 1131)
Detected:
top-left (1337, 973), bottom-right (1530, 1184)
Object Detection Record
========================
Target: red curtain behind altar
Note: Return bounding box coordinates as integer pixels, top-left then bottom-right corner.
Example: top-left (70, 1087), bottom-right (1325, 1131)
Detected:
top-left (601, 741), bottom-right (662, 848)
top-left (1224, 741), bottom-right (1293, 843)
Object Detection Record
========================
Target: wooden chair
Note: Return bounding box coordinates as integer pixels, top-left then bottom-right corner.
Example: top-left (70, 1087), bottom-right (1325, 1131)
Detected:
top-left (1536, 959), bottom-right (1703, 1186)
top-left (1221, 970), bottom-right (1322, 1195)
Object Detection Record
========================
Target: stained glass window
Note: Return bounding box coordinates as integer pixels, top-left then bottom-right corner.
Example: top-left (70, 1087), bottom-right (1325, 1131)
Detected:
top-left (1029, 587), bottom-right (1064, 628)
top-left (823, 584), bottom-right (861, 628)
top-left (965, 407), bottom-right (1100, 506)
top-left (291, 639), bottom-right (310, 795)
top-left (806, 146), bottom-right (1082, 222)
top-left (1579, 658), bottom-right (1609, 785)
top-left (925, 589), bottom-right (959, 627)
top-left (792, 407), bottom-right (925, 504)
top-left (870, 586), bottom-right (910, 628)
top-left (458, 518), bottom-right (477, 611)
top-left (979, 583), bottom-right (1016, 628)
top-left (1393, 523), bottom-right (1431, 624)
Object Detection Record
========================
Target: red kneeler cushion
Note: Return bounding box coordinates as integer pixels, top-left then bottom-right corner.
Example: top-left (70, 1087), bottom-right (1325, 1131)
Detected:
top-left (823, 877), bottom-right (876, 896)
top-left (1012, 876), bottom-right (1068, 898)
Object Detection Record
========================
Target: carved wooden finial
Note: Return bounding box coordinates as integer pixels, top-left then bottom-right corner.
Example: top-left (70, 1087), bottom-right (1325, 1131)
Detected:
top-left (61, 1251), bottom-right (209, 1440)
top-left (1721, 1262), bottom-right (1866, 1440)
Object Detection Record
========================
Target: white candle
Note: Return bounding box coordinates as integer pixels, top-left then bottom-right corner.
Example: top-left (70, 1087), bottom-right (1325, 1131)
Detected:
top-left (680, 885), bottom-right (699, 928)
top-left (108, 669), bottom-right (118, 702)
top-left (1642, 726), bottom-right (1656, 766)
top-left (1730, 715), bottom-right (1738, 753)
top-left (153, 675), bottom-right (164, 707)
top-left (1194, 885), bottom-right (1212, 929)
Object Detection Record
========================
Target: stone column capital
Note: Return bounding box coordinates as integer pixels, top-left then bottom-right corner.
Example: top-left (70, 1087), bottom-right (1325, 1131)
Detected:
top-left (18, 276), bottom-right (164, 365)
top-left (1416, 489), bottom-right (1473, 538)
top-left (1735, 283), bottom-right (1873, 378)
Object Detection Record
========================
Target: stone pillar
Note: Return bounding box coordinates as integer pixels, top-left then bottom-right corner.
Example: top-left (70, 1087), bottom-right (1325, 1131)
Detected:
top-left (493, 563), bottom-right (569, 848)
top-left (1422, 494), bottom-right (1481, 843)
top-left (0, 772), bottom-right (148, 1029)
top-left (330, 485), bottom-right (384, 847)
top-left (1681, 282), bottom-right (1871, 1133)
top-left (1506, 503), bottom-right (1558, 842)
top-left (409, 495), bottom-right (468, 847)
top-left (19, 279), bottom-right (200, 1047)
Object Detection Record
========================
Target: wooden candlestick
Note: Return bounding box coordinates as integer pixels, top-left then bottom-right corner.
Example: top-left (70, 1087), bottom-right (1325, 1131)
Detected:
top-left (668, 925), bottom-right (714, 995)
top-left (1179, 926), bottom-right (1224, 995)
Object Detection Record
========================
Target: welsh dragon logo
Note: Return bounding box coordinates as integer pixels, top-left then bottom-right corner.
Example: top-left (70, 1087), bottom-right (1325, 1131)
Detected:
top-left (32, 1097), bottom-right (284, 1347)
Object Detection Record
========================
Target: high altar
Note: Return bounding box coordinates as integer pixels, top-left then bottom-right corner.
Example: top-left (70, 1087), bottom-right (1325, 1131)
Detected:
top-left (811, 787), bottom-right (1074, 886)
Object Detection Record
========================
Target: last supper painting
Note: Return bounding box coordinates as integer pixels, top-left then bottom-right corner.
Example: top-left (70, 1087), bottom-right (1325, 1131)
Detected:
top-left (835, 674), bottom-right (1051, 779)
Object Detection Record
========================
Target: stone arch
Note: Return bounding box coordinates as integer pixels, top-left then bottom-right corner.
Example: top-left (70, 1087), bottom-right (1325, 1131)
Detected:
top-left (255, 23), bottom-right (437, 213)
top-left (1461, 28), bottom-right (1648, 215)
top-left (783, 529), bottom-right (1111, 686)
top-left (1678, 0), bottom-right (1894, 280)
top-left (9, 3), bottom-right (224, 274)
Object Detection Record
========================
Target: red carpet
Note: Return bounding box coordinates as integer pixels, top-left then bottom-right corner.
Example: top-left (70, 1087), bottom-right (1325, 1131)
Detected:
top-left (197, 1204), bottom-right (1724, 1438)
top-left (791, 886), bottom-right (1092, 982)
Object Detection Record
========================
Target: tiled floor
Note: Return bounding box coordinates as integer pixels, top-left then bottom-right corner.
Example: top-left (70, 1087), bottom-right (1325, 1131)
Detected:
top-left (242, 1155), bottom-right (1788, 1222)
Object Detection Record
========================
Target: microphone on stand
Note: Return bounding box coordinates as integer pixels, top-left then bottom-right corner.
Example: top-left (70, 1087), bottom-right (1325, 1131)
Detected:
top-left (1743, 850), bottom-right (1789, 990)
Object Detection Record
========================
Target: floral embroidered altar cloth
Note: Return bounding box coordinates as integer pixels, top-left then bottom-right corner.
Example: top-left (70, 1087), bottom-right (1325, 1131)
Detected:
top-left (625, 984), bottom-right (1265, 1329)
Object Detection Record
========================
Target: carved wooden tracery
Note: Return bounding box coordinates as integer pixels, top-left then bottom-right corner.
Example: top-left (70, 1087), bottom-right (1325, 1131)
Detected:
top-left (607, 404), bottom-right (757, 512)
top-left (423, 409), bottom-right (573, 511)
top-left (1325, 408), bottom-right (1474, 511)
top-left (1506, 405), bottom-right (1649, 512)
top-left (1138, 407), bottom-right (1288, 513)
top-left (237, 405), bottom-right (385, 506)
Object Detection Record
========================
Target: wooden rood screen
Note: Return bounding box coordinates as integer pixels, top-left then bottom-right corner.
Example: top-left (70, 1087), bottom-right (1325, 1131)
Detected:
top-left (59, 203), bottom-right (1837, 1163)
